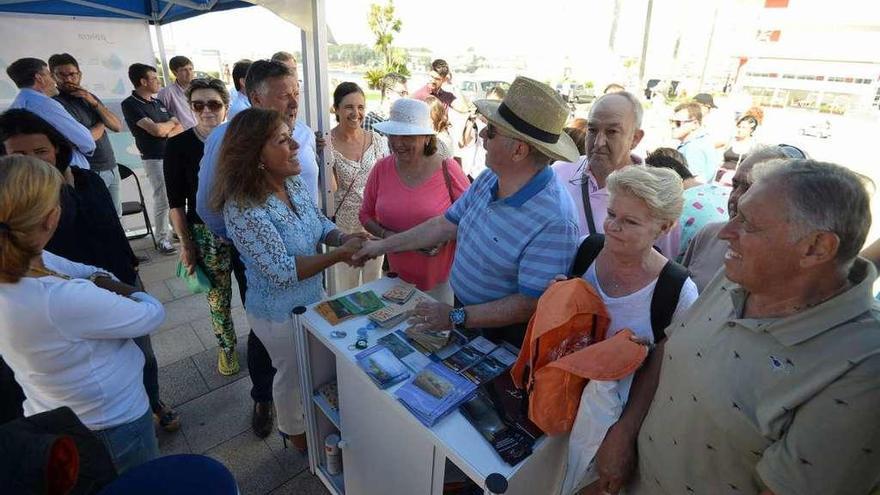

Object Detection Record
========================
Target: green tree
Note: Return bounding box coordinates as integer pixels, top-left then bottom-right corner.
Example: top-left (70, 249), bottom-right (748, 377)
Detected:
top-left (365, 0), bottom-right (410, 94)
top-left (368, 0), bottom-right (402, 69)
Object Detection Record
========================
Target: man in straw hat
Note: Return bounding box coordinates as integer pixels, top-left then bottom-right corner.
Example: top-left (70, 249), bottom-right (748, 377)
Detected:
top-left (355, 77), bottom-right (580, 346)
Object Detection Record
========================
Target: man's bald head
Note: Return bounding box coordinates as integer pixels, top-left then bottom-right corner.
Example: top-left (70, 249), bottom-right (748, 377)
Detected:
top-left (585, 91), bottom-right (645, 181)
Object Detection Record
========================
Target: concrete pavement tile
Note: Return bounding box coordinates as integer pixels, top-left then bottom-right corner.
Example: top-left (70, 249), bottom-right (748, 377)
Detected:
top-left (190, 309), bottom-right (249, 350)
top-left (158, 293), bottom-right (212, 330)
top-left (269, 471), bottom-right (330, 495)
top-left (231, 279), bottom-right (243, 308)
top-left (158, 357), bottom-right (209, 408)
top-left (178, 377), bottom-right (253, 453)
top-left (265, 430), bottom-right (309, 475)
top-left (192, 341), bottom-right (251, 391)
top-left (165, 275), bottom-right (195, 300)
top-left (157, 427), bottom-right (191, 456)
top-left (139, 256), bottom-right (179, 284)
top-left (143, 279), bottom-right (174, 303)
top-left (205, 429), bottom-right (288, 495)
top-left (152, 324), bottom-right (205, 367)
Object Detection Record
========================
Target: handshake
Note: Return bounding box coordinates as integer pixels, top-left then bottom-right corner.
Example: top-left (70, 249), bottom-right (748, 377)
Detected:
top-left (333, 232), bottom-right (385, 268)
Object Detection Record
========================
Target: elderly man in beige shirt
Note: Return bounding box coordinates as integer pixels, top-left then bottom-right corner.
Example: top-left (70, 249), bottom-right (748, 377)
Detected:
top-left (588, 159), bottom-right (880, 495)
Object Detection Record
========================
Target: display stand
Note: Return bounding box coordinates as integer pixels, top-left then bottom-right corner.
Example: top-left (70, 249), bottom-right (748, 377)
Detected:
top-left (292, 277), bottom-right (566, 495)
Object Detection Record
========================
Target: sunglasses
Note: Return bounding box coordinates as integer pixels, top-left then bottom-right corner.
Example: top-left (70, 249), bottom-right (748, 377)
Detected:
top-left (670, 119), bottom-right (693, 128)
top-left (191, 100), bottom-right (224, 112)
top-left (485, 123), bottom-right (509, 140)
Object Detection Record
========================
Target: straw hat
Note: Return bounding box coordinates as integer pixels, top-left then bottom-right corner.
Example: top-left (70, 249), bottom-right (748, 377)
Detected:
top-left (475, 76), bottom-right (579, 163)
top-left (373, 98), bottom-right (436, 136)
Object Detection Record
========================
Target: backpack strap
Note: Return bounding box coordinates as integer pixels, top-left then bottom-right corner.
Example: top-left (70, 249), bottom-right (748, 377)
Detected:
top-left (570, 234), bottom-right (605, 277)
top-left (649, 260), bottom-right (689, 344)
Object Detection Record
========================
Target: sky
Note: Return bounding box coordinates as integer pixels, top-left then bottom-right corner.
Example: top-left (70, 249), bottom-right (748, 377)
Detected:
top-left (154, 0), bottom-right (880, 86)
top-left (156, 0), bottom-right (641, 78)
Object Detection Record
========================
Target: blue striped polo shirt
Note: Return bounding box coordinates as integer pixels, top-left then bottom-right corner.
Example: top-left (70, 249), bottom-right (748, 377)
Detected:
top-left (445, 167), bottom-right (579, 306)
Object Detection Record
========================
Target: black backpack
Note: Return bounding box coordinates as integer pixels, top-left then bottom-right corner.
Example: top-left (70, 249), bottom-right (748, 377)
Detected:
top-left (570, 234), bottom-right (690, 344)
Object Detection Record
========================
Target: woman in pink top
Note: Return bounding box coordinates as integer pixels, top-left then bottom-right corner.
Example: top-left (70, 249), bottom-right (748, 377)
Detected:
top-left (360, 98), bottom-right (469, 303)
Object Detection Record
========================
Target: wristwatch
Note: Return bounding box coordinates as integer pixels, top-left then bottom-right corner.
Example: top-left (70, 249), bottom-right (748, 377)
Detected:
top-left (449, 307), bottom-right (467, 330)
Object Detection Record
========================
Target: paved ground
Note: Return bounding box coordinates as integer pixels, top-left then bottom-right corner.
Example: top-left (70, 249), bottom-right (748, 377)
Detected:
top-left (128, 223), bottom-right (328, 494)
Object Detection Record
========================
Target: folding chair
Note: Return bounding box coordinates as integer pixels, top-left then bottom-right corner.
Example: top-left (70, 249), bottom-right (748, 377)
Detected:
top-left (118, 163), bottom-right (157, 249)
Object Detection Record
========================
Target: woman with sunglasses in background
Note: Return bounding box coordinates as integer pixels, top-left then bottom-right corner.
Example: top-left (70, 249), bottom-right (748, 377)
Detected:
top-left (163, 78), bottom-right (240, 376)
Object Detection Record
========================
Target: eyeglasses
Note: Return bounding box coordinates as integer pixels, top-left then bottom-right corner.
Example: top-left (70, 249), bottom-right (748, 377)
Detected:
top-left (191, 100), bottom-right (224, 112)
top-left (669, 119), bottom-right (693, 128)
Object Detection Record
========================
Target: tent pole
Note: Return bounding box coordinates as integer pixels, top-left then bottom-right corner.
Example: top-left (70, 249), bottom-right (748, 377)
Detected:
top-left (153, 18), bottom-right (172, 86)
top-left (303, 0), bottom-right (333, 293)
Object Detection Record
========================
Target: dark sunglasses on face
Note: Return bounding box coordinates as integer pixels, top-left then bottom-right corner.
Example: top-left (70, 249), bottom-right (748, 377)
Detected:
top-left (485, 123), bottom-right (503, 139)
top-left (191, 100), bottom-right (224, 112)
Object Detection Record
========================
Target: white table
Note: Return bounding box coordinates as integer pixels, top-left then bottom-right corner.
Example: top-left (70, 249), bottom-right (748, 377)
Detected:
top-left (292, 277), bottom-right (566, 495)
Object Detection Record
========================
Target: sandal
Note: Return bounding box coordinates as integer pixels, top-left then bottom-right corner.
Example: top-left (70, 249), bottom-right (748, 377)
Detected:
top-left (153, 401), bottom-right (181, 433)
top-left (218, 348), bottom-right (240, 376)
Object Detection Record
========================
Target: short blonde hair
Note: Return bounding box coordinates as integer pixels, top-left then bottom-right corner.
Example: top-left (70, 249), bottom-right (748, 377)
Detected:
top-left (0, 155), bottom-right (63, 283)
top-left (606, 166), bottom-right (684, 224)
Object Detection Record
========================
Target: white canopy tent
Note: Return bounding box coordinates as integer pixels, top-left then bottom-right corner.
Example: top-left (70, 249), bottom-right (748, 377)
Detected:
top-left (0, 0), bottom-right (339, 288)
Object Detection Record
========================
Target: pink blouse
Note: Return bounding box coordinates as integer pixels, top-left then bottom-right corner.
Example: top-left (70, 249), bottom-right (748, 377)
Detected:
top-left (360, 155), bottom-right (470, 290)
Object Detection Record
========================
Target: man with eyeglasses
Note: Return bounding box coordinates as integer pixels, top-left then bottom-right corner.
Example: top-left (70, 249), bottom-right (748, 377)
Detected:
top-left (49, 53), bottom-right (124, 216)
top-left (552, 91), bottom-right (681, 259)
top-left (671, 101), bottom-right (717, 182)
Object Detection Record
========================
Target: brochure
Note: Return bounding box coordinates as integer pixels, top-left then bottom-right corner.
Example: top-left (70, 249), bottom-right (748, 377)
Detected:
top-left (355, 345), bottom-right (410, 389)
top-left (377, 332), bottom-right (431, 372)
top-left (338, 290), bottom-right (385, 315)
top-left (382, 283), bottom-right (416, 304)
top-left (395, 362), bottom-right (477, 427)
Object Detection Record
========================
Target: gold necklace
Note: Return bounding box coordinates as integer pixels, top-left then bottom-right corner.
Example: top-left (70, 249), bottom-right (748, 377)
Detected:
top-left (26, 265), bottom-right (70, 279)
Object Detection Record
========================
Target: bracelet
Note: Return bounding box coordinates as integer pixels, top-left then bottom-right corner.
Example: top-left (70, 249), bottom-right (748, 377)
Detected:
top-left (88, 271), bottom-right (113, 282)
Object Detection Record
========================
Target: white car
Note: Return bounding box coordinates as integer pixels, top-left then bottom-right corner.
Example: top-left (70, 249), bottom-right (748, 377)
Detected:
top-left (799, 121), bottom-right (832, 139)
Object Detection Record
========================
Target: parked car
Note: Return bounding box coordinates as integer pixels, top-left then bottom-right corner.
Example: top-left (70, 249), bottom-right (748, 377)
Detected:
top-left (799, 121), bottom-right (832, 139)
top-left (458, 79), bottom-right (510, 101)
top-left (555, 83), bottom-right (596, 103)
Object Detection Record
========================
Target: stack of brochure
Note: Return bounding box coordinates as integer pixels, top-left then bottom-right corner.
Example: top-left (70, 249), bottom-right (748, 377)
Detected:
top-left (395, 362), bottom-right (477, 427)
top-left (315, 290), bottom-right (385, 325)
top-left (368, 294), bottom-right (431, 329)
top-left (382, 283), bottom-right (416, 304)
top-left (355, 345), bottom-right (410, 389)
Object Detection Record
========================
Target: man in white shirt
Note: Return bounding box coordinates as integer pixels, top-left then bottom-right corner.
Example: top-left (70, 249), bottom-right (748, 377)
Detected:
top-left (228, 59), bottom-right (252, 119)
top-left (271, 51), bottom-right (322, 203)
top-left (552, 91), bottom-right (680, 258)
top-left (6, 57), bottom-right (95, 170)
top-left (157, 55), bottom-right (197, 130)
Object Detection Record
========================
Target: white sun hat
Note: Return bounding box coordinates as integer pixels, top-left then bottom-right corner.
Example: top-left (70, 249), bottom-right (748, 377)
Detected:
top-left (373, 98), bottom-right (436, 136)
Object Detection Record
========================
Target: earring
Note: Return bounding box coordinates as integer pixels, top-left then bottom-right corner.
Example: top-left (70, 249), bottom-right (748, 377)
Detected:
top-left (258, 163), bottom-right (266, 170)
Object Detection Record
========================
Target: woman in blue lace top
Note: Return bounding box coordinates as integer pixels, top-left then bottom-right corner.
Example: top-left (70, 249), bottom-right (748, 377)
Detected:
top-left (211, 108), bottom-right (364, 450)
